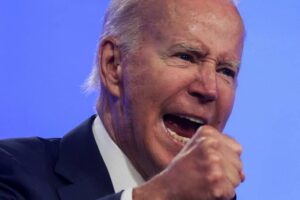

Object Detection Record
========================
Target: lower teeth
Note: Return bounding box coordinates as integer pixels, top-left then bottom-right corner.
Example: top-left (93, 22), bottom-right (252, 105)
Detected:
top-left (167, 128), bottom-right (190, 144)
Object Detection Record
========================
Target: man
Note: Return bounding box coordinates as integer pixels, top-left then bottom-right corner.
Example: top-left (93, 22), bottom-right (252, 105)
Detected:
top-left (0, 0), bottom-right (245, 199)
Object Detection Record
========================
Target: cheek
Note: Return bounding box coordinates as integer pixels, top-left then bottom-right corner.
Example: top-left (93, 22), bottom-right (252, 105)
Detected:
top-left (217, 75), bottom-right (236, 105)
top-left (123, 62), bottom-right (188, 108)
top-left (216, 79), bottom-right (236, 127)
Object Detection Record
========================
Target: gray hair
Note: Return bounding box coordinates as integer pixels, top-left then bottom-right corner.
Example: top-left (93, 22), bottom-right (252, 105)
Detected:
top-left (84, 0), bottom-right (240, 92)
top-left (84, 0), bottom-right (143, 92)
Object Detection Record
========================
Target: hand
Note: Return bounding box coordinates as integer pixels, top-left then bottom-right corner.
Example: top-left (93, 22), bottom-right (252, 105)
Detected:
top-left (133, 125), bottom-right (244, 200)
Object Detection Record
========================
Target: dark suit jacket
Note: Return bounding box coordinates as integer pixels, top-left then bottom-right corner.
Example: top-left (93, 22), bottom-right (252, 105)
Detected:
top-left (0, 116), bottom-right (237, 200)
top-left (0, 115), bottom-right (122, 200)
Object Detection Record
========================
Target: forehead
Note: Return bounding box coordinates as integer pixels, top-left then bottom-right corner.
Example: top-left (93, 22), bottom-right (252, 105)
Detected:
top-left (140, 0), bottom-right (244, 57)
top-left (143, 0), bottom-right (242, 25)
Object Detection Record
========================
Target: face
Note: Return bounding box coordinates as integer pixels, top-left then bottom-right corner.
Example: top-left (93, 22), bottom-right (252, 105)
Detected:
top-left (108, 0), bottom-right (244, 179)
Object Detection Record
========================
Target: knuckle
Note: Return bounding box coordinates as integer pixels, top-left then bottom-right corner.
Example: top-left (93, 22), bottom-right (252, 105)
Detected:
top-left (228, 190), bottom-right (236, 200)
top-left (198, 125), bottom-right (216, 136)
top-left (226, 185), bottom-right (236, 199)
top-left (204, 137), bottom-right (220, 149)
top-left (207, 168), bottom-right (225, 183)
top-left (231, 175), bottom-right (242, 188)
top-left (224, 135), bottom-right (243, 155)
top-left (211, 186), bottom-right (235, 200)
top-left (207, 153), bottom-right (221, 164)
top-left (228, 139), bottom-right (242, 154)
top-left (241, 171), bottom-right (246, 182)
top-left (235, 143), bottom-right (243, 155)
top-left (211, 187), bottom-right (225, 199)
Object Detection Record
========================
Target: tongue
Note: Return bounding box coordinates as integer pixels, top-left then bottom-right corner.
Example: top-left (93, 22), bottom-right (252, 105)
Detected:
top-left (163, 114), bottom-right (198, 138)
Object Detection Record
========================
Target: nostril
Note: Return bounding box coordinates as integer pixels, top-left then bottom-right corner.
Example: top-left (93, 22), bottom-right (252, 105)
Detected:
top-left (187, 67), bottom-right (218, 103)
top-left (187, 80), bottom-right (218, 103)
top-left (189, 91), bottom-right (217, 103)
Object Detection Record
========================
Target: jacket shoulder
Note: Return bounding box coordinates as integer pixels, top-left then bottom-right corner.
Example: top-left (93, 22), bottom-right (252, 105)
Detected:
top-left (0, 137), bottom-right (60, 167)
top-left (0, 137), bottom-right (62, 199)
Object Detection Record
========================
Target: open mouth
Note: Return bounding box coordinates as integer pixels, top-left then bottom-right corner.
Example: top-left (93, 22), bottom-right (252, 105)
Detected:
top-left (163, 114), bottom-right (205, 144)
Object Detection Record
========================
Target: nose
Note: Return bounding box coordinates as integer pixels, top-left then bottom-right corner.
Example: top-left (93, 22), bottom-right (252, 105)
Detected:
top-left (187, 60), bottom-right (218, 103)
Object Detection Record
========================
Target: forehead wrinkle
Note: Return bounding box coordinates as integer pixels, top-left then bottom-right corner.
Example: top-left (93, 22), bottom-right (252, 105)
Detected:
top-left (155, 1), bottom-right (242, 41)
top-left (139, 0), bottom-right (244, 65)
top-left (140, 0), bottom-right (243, 41)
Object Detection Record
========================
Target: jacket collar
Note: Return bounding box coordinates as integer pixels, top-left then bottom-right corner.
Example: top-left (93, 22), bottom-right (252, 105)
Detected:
top-left (55, 115), bottom-right (115, 200)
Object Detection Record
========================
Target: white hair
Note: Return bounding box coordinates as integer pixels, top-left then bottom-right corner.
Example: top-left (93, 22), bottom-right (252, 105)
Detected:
top-left (84, 0), bottom-right (240, 92)
top-left (84, 0), bottom-right (143, 92)
top-left (233, 0), bottom-right (240, 5)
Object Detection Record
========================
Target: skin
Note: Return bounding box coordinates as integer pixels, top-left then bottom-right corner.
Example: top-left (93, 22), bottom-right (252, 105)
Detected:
top-left (98, 0), bottom-right (245, 199)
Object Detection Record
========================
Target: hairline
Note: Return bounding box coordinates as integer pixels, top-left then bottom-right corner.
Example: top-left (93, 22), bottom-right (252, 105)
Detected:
top-left (83, 0), bottom-right (241, 93)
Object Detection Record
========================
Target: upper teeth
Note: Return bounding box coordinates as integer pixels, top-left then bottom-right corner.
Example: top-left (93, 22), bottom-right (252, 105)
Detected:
top-left (179, 115), bottom-right (205, 125)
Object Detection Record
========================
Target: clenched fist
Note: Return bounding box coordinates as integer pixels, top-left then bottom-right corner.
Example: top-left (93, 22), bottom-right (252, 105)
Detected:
top-left (134, 125), bottom-right (244, 200)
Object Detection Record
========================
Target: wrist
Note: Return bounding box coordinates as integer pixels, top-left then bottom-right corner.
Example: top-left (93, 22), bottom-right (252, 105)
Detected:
top-left (132, 175), bottom-right (173, 200)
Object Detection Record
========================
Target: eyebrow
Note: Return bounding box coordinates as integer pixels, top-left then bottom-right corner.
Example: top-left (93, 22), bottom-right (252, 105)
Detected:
top-left (168, 43), bottom-right (209, 58)
top-left (168, 43), bottom-right (241, 69)
top-left (222, 60), bottom-right (241, 70)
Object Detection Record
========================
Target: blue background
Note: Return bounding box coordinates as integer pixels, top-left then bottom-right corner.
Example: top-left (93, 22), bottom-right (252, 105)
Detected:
top-left (0, 0), bottom-right (299, 199)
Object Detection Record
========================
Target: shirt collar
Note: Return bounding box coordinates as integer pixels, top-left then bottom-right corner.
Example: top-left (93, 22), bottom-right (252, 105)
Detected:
top-left (92, 115), bottom-right (144, 192)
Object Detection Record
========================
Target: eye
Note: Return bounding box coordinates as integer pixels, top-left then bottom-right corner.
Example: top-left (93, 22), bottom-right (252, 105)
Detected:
top-left (175, 52), bottom-right (195, 63)
top-left (217, 67), bottom-right (236, 79)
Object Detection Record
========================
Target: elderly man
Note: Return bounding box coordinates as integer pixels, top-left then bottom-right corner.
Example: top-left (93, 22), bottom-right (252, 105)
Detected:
top-left (0, 0), bottom-right (245, 199)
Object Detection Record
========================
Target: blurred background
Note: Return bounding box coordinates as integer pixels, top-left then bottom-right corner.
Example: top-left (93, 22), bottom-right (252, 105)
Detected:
top-left (0, 0), bottom-right (299, 199)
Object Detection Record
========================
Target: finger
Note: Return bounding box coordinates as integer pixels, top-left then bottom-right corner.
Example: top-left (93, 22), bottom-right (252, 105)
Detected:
top-left (194, 128), bottom-right (245, 185)
top-left (208, 166), bottom-right (236, 200)
top-left (203, 146), bottom-right (242, 188)
top-left (222, 134), bottom-right (243, 156)
top-left (220, 135), bottom-right (245, 181)
top-left (220, 143), bottom-right (243, 171)
top-left (193, 129), bottom-right (240, 169)
top-left (222, 157), bottom-right (243, 188)
top-left (196, 125), bottom-right (219, 136)
top-left (190, 126), bottom-right (245, 185)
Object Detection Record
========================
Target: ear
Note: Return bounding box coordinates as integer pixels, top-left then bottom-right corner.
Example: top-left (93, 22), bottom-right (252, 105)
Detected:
top-left (99, 38), bottom-right (122, 98)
